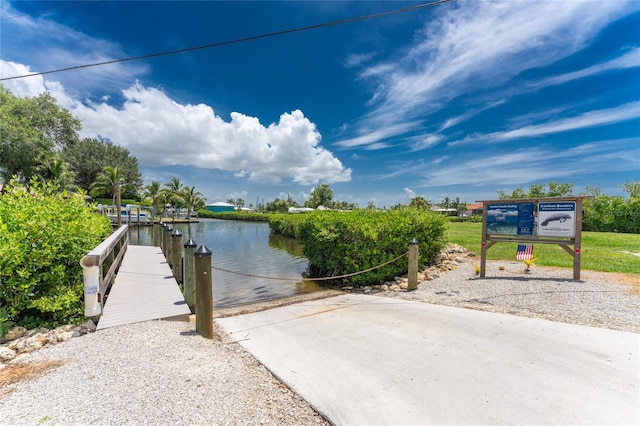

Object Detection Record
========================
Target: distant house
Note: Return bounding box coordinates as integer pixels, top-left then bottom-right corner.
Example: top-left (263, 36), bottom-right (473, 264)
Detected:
top-left (465, 203), bottom-right (484, 216)
top-left (206, 202), bottom-right (236, 213)
top-left (288, 207), bottom-right (314, 214)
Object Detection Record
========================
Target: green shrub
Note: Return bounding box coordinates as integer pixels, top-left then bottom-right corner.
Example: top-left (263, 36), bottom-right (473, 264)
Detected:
top-left (197, 209), bottom-right (269, 221)
top-left (268, 213), bottom-right (309, 238)
top-left (270, 209), bottom-right (446, 286)
top-left (0, 179), bottom-right (111, 330)
top-left (583, 195), bottom-right (640, 233)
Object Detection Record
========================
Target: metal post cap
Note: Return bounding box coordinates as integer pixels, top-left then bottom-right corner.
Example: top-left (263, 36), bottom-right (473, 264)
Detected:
top-left (172, 229), bottom-right (182, 237)
top-left (165, 226), bottom-right (173, 232)
top-left (159, 221), bottom-right (164, 226)
top-left (409, 238), bottom-right (419, 245)
top-left (194, 245), bottom-right (212, 257)
top-left (184, 239), bottom-right (197, 248)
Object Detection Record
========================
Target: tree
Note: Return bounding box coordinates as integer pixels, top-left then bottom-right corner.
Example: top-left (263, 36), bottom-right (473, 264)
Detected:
top-left (62, 137), bottom-right (142, 197)
top-left (37, 156), bottom-right (77, 192)
top-left (621, 181), bottom-right (640, 198)
top-left (265, 198), bottom-right (289, 213)
top-left (442, 196), bottom-right (451, 209)
top-left (305, 184), bottom-right (333, 208)
top-left (164, 177), bottom-right (185, 208)
top-left (498, 181), bottom-right (574, 199)
top-left (181, 186), bottom-right (205, 219)
top-left (143, 181), bottom-right (163, 220)
top-left (408, 196), bottom-right (431, 209)
top-left (90, 166), bottom-right (124, 226)
top-left (235, 198), bottom-right (245, 208)
top-left (0, 85), bottom-right (81, 190)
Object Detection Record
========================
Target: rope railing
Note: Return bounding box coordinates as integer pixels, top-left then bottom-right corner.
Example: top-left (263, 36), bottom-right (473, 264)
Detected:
top-left (211, 251), bottom-right (409, 282)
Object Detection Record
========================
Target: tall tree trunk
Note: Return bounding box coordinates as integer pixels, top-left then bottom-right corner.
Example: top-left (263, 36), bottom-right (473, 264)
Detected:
top-left (116, 182), bottom-right (122, 228)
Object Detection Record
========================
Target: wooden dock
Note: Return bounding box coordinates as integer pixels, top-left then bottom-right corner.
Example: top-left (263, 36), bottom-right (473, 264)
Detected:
top-left (96, 245), bottom-right (191, 330)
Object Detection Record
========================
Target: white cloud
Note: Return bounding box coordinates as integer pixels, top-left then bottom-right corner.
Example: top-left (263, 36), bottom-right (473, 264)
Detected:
top-left (415, 138), bottom-right (640, 188)
top-left (1, 63), bottom-right (351, 186)
top-left (403, 188), bottom-right (416, 198)
top-left (0, 3), bottom-right (147, 96)
top-left (344, 0), bottom-right (635, 147)
top-left (450, 101), bottom-right (640, 145)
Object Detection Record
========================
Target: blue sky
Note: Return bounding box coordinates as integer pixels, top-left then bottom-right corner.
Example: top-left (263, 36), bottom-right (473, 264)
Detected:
top-left (1, 0), bottom-right (639, 208)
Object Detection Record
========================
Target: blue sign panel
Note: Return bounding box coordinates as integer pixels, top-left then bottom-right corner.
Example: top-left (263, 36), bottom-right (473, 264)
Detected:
top-left (487, 203), bottom-right (534, 235)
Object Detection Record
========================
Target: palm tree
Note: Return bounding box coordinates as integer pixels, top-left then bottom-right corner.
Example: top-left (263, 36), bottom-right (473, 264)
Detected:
top-left (91, 166), bottom-right (124, 227)
top-left (164, 177), bottom-right (185, 214)
top-left (38, 156), bottom-right (76, 192)
top-left (143, 181), bottom-right (162, 221)
top-left (442, 196), bottom-right (451, 210)
top-left (180, 186), bottom-right (205, 222)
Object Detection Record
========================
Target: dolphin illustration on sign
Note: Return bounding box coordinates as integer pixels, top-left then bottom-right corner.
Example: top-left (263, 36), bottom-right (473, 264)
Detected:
top-left (541, 213), bottom-right (572, 226)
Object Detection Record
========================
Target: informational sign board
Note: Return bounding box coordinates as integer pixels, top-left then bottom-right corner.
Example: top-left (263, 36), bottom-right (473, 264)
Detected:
top-left (538, 202), bottom-right (576, 237)
top-left (486, 203), bottom-right (535, 236)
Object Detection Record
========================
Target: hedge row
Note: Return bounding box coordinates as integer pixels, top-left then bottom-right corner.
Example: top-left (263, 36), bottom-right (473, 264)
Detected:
top-left (269, 209), bottom-right (446, 286)
top-left (0, 180), bottom-right (111, 330)
top-left (196, 210), bottom-right (269, 221)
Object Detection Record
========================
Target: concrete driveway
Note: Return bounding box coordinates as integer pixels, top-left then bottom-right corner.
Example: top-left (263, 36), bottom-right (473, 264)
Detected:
top-left (217, 294), bottom-right (639, 425)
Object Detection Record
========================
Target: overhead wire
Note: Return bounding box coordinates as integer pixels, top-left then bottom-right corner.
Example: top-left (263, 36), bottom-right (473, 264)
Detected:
top-left (0, 0), bottom-right (455, 82)
top-left (1, 0), bottom-right (101, 21)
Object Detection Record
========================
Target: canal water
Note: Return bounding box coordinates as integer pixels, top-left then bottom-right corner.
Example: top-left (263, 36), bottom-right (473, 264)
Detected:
top-left (128, 219), bottom-right (322, 308)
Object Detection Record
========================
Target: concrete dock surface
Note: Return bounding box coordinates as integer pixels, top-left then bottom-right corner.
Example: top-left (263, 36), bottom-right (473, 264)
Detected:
top-left (217, 294), bottom-right (639, 425)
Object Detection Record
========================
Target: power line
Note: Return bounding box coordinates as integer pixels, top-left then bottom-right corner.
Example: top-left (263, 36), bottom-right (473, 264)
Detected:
top-left (1, 0), bottom-right (101, 21)
top-left (1, 0), bottom-right (455, 82)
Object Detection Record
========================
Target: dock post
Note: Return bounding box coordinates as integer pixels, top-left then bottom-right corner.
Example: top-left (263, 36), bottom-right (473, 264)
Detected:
top-left (160, 222), bottom-right (167, 253)
top-left (407, 238), bottom-right (419, 291)
top-left (194, 245), bottom-right (213, 339)
top-left (153, 221), bottom-right (161, 248)
top-left (171, 229), bottom-right (183, 283)
top-left (164, 226), bottom-right (173, 266)
top-left (183, 239), bottom-right (197, 311)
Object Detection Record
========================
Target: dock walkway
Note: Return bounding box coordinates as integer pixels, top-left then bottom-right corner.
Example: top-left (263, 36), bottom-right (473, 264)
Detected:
top-left (96, 245), bottom-right (191, 330)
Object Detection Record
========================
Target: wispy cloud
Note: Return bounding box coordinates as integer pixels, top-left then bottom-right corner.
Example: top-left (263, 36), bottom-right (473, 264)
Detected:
top-left (0, 1), bottom-right (148, 97)
top-left (414, 138), bottom-right (639, 188)
top-left (342, 0), bottom-right (635, 148)
top-left (450, 101), bottom-right (640, 145)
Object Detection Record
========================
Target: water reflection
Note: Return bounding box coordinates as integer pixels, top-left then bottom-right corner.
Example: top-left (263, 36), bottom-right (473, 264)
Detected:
top-left (127, 219), bottom-right (321, 307)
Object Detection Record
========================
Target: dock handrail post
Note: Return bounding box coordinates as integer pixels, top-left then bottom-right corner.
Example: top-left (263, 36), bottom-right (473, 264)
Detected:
top-left (407, 238), bottom-right (419, 291)
top-left (183, 239), bottom-right (197, 311)
top-left (194, 245), bottom-right (213, 339)
top-left (164, 226), bottom-right (173, 266)
top-left (171, 229), bottom-right (183, 283)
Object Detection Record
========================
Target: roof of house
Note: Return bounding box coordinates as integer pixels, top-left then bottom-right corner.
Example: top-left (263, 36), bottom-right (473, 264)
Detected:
top-left (466, 203), bottom-right (483, 210)
top-left (207, 202), bottom-right (235, 207)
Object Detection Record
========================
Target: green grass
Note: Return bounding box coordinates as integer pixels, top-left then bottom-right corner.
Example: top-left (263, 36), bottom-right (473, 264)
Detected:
top-left (445, 222), bottom-right (640, 274)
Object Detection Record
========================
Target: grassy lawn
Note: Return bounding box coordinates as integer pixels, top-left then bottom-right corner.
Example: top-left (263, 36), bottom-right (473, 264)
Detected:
top-left (445, 222), bottom-right (640, 274)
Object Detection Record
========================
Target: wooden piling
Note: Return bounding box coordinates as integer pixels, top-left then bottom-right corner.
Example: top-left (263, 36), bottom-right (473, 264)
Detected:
top-left (407, 238), bottom-right (419, 291)
top-left (164, 226), bottom-right (173, 266)
top-left (171, 229), bottom-right (183, 283)
top-left (183, 239), bottom-right (197, 311)
top-left (194, 245), bottom-right (213, 339)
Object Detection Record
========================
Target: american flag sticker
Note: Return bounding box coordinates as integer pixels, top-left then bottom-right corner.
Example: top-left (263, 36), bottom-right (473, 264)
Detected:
top-left (516, 244), bottom-right (534, 261)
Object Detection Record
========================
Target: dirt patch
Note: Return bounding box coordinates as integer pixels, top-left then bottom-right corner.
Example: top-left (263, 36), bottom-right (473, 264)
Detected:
top-left (0, 360), bottom-right (66, 399)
